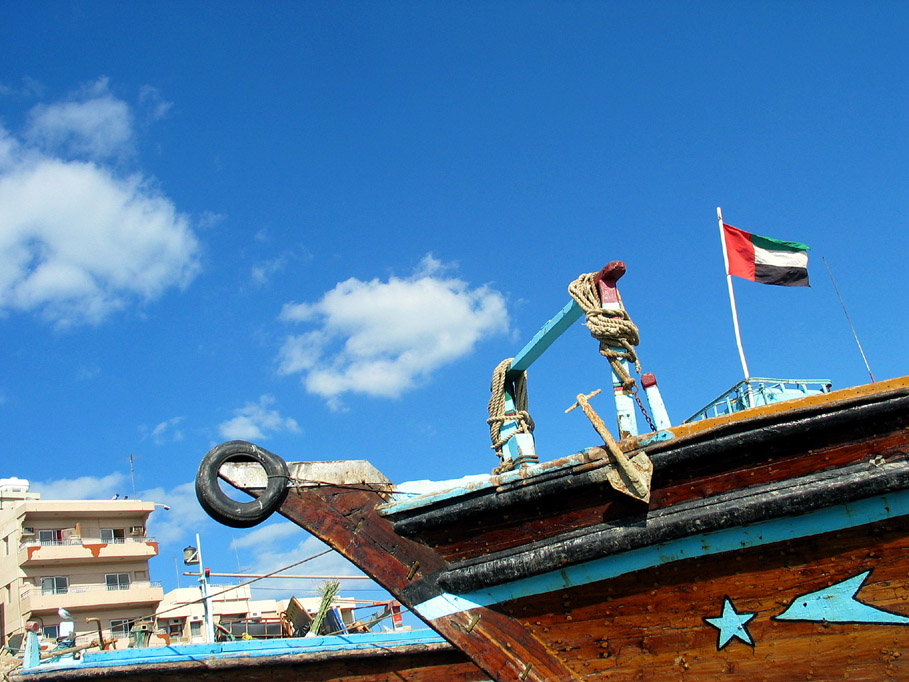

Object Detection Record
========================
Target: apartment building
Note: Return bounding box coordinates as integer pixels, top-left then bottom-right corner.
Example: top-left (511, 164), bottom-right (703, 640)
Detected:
top-left (0, 478), bottom-right (165, 647)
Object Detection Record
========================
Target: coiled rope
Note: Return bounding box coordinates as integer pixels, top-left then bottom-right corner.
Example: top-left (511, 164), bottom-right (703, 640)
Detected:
top-left (487, 358), bottom-right (536, 473)
top-left (567, 271), bottom-right (641, 390)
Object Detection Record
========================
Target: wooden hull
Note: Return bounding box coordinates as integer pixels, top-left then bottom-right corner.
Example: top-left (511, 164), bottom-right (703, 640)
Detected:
top-left (208, 377), bottom-right (909, 681)
top-left (11, 632), bottom-right (487, 682)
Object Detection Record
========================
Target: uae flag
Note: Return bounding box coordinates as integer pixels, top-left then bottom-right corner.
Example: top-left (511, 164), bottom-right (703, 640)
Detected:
top-left (723, 223), bottom-right (810, 287)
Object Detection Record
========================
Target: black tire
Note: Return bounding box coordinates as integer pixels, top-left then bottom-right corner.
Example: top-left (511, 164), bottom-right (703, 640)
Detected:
top-left (195, 440), bottom-right (289, 528)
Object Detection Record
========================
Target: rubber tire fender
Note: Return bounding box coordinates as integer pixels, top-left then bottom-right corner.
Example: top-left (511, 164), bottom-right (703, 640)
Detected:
top-left (196, 440), bottom-right (289, 528)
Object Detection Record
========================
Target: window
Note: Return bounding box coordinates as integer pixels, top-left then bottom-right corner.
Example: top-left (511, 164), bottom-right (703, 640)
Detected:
top-left (167, 622), bottom-right (183, 637)
top-left (105, 573), bottom-right (131, 590)
top-left (41, 576), bottom-right (68, 595)
top-left (189, 621), bottom-right (201, 638)
top-left (110, 620), bottom-right (131, 638)
top-left (38, 530), bottom-right (62, 545)
top-left (100, 529), bottom-right (125, 543)
top-left (42, 625), bottom-right (59, 640)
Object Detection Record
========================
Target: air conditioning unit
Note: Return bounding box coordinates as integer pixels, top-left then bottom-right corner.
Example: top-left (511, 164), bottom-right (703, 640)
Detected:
top-left (129, 526), bottom-right (144, 535)
top-left (22, 527), bottom-right (35, 536)
top-left (249, 612), bottom-right (261, 619)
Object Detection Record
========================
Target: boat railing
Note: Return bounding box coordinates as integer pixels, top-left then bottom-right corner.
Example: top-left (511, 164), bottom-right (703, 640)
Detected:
top-left (684, 377), bottom-right (832, 423)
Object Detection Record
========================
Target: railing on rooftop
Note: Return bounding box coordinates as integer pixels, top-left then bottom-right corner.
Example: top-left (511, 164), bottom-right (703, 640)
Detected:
top-left (685, 378), bottom-right (832, 423)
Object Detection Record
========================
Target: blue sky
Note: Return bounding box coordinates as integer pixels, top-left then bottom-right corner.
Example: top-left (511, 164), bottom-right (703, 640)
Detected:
top-left (2, 2), bottom-right (906, 606)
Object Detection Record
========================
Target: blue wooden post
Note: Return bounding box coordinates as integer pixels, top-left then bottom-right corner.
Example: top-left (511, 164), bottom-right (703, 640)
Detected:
top-left (594, 264), bottom-right (639, 438)
top-left (23, 621), bottom-right (40, 669)
top-left (641, 373), bottom-right (671, 429)
top-left (499, 390), bottom-right (538, 465)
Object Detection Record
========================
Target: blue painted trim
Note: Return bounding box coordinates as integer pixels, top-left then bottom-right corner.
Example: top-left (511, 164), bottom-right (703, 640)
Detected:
top-left (509, 300), bottom-right (582, 374)
top-left (413, 490), bottom-right (909, 620)
top-left (19, 631), bottom-right (448, 673)
top-left (634, 430), bottom-right (674, 447)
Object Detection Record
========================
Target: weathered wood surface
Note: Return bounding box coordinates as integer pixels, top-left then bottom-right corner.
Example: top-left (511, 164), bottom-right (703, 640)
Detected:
top-left (270, 485), bottom-right (578, 682)
top-left (387, 387), bottom-right (909, 564)
top-left (11, 642), bottom-right (486, 682)
top-left (508, 518), bottom-right (909, 680)
top-left (210, 377), bottom-right (909, 681)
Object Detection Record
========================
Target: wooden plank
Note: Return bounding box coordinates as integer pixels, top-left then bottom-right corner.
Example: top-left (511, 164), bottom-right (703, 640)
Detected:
top-left (249, 483), bottom-right (580, 682)
top-left (508, 519), bottom-right (909, 680)
top-left (508, 300), bottom-right (582, 374)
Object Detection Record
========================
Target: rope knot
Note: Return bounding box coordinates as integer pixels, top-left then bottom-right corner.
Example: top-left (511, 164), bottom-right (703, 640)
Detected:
top-left (568, 271), bottom-right (642, 389)
top-left (487, 358), bottom-right (536, 473)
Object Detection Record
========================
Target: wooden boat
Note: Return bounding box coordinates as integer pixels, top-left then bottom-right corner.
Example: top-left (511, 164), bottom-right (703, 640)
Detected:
top-left (8, 630), bottom-right (487, 681)
top-left (195, 263), bottom-right (909, 681)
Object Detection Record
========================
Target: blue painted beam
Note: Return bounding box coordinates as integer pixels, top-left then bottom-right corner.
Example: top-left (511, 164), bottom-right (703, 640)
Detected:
top-left (508, 300), bottom-right (582, 375)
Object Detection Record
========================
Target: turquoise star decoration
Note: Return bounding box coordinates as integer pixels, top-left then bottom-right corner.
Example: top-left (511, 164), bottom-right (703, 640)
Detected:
top-left (704, 597), bottom-right (756, 649)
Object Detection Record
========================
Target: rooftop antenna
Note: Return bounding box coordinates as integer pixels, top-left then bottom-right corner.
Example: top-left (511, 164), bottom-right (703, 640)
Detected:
top-left (128, 455), bottom-right (137, 497)
top-left (823, 257), bottom-right (875, 383)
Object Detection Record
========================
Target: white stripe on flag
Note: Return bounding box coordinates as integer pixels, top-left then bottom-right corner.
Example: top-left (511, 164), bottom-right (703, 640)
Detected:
top-left (754, 244), bottom-right (808, 268)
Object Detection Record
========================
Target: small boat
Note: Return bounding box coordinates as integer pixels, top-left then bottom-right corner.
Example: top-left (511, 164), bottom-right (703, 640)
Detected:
top-left (8, 629), bottom-right (487, 681)
top-left (196, 262), bottom-right (909, 681)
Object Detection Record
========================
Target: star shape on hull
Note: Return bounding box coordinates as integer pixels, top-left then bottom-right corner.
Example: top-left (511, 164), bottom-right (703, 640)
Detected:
top-left (704, 597), bottom-right (756, 649)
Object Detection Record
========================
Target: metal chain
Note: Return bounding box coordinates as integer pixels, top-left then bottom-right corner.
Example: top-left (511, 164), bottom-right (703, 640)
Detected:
top-left (632, 385), bottom-right (657, 433)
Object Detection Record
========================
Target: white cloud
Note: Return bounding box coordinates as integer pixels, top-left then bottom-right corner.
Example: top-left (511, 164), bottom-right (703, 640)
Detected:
top-left (277, 255), bottom-right (509, 404)
top-left (149, 416), bottom-right (185, 445)
top-left (140, 481), bottom-right (210, 546)
top-left (75, 363), bottom-right (101, 381)
top-left (230, 521), bottom-right (300, 551)
top-left (196, 211), bottom-right (226, 230)
top-left (218, 394), bottom-right (301, 440)
top-left (0, 80), bottom-right (201, 327)
top-left (229, 529), bottom-right (372, 600)
top-left (31, 472), bottom-right (127, 500)
top-left (25, 77), bottom-right (133, 160)
top-left (138, 86), bottom-right (173, 122)
top-left (251, 252), bottom-right (291, 286)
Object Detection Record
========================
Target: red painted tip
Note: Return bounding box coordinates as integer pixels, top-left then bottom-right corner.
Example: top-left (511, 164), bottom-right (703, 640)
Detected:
top-left (594, 261), bottom-right (626, 285)
top-left (641, 372), bottom-right (657, 388)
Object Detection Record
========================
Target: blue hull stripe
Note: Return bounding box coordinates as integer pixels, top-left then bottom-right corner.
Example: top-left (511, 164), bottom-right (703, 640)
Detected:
top-left (413, 490), bottom-right (909, 620)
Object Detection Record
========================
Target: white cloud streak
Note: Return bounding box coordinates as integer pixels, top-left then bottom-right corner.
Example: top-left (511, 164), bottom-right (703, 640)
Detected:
top-left (229, 528), bottom-right (372, 600)
top-left (0, 79), bottom-right (200, 327)
top-left (277, 255), bottom-right (509, 405)
top-left (149, 416), bottom-right (185, 445)
top-left (218, 394), bottom-right (301, 440)
top-left (30, 472), bottom-right (127, 500)
top-left (140, 481), bottom-right (209, 546)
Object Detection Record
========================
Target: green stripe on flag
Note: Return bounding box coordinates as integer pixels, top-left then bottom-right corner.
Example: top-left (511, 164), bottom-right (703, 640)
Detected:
top-left (750, 233), bottom-right (810, 253)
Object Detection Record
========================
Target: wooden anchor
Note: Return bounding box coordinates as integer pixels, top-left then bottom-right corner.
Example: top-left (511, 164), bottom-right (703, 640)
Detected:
top-left (566, 389), bottom-right (653, 502)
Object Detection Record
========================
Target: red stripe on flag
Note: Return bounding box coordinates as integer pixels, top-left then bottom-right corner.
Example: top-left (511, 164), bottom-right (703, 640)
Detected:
top-left (723, 223), bottom-right (756, 281)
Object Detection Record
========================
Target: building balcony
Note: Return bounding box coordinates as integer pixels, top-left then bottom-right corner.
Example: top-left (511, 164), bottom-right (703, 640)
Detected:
top-left (18, 537), bottom-right (159, 565)
top-left (20, 581), bottom-right (164, 615)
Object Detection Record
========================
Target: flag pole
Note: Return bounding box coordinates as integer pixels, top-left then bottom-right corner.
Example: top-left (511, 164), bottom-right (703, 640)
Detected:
top-left (717, 207), bottom-right (750, 380)
top-left (822, 256), bottom-right (876, 383)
